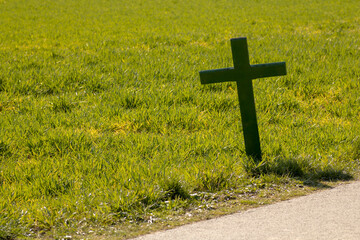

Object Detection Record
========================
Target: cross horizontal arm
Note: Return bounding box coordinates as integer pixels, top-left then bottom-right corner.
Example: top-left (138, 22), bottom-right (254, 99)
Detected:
top-left (251, 62), bottom-right (286, 79)
top-left (199, 67), bottom-right (237, 84)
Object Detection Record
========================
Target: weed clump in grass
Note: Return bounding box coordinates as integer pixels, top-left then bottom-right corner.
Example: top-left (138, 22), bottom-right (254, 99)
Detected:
top-left (162, 178), bottom-right (190, 200)
top-left (120, 95), bottom-right (143, 109)
top-left (51, 98), bottom-right (76, 113)
top-left (196, 171), bottom-right (233, 192)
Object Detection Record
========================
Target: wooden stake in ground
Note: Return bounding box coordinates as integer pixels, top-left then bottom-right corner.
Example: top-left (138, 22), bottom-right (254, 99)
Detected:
top-left (199, 37), bottom-right (286, 161)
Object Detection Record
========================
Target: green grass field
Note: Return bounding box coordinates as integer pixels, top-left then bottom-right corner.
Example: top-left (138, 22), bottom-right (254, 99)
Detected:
top-left (1, 0), bottom-right (360, 239)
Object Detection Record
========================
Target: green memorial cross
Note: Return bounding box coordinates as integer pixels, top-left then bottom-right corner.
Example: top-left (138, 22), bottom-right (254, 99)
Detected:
top-left (199, 37), bottom-right (286, 161)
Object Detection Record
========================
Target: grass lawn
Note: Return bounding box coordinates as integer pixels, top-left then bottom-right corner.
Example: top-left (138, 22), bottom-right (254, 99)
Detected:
top-left (1, 0), bottom-right (359, 239)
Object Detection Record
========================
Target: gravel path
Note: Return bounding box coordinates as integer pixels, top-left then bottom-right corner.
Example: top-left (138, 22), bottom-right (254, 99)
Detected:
top-left (133, 181), bottom-right (360, 240)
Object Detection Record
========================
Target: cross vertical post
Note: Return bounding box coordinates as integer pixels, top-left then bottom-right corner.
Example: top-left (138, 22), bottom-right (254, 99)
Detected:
top-left (199, 37), bottom-right (286, 161)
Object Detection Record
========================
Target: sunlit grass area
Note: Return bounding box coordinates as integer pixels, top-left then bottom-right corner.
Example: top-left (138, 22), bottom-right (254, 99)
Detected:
top-left (0, 0), bottom-right (359, 239)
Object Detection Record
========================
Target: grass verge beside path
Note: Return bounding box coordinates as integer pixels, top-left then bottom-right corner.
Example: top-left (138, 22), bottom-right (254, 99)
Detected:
top-left (1, 0), bottom-right (360, 239)
top-left (29, 178), bottom-right (360, 239)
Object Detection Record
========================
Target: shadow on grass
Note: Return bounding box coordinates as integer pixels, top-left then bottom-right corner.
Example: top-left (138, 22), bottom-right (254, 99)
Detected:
top-left (243, 157), bottom-right (353, 188)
